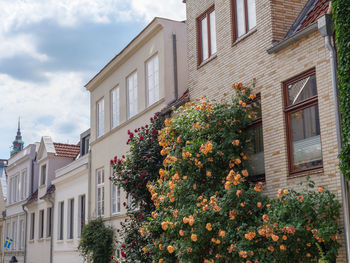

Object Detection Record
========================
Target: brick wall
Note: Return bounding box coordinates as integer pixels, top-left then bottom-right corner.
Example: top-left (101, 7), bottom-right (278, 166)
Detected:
top-left (270, 0), bottom-right (309, 43)
top-left (185, 0), bottom-right (346, 261)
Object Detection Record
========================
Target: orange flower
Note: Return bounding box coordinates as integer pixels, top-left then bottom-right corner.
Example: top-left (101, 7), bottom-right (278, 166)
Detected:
top-left (227, 244), bottom-right (236, 253)
top-left (236, 190), bottom-right (243, 197)
top-left (318, 186), bottom-right (324, 193)
top-left (297, 195), bottom-right (304, 202)
top-left (241, 170), bottom-right (249, 177)
top-left (257, 202), bottom-right (262, 208)
top-left (240, 202), bottom-right (246, 207)
top-left (282, 235), bottom-right (287, 240)
top-left (159, 244), bottom-right (163, 250)
top-left (232, 140), bottom-right (240, 146)
top-left (219, 230), bottom-right (226, 237)
top-left (280, 245), bottom-right (286, 251)
top-left (167, 245), bottom-right (175, 254)
top-left (161, 222), bottom-right (169, 231)
top-left (268, 246), bottom-right (274, 252)
top-left (229, 210), bottom-right (237, 220)
top-left (152, 212), bottom-right (158, 218)
top-left (306, 253), bottom-right (311, 257)
top-left (179, 230), bottom-right (185, 236)
top-left (206, 170), bottom-right (212, 177)
top-left (283, 189), bottom-right (289, 195)
top-left (271, 234), bottom-right (279, 242)
top-left (191, 234), bottom-right (198, 242)
top-left (262, 214), bottom-right (269, 222)
top-left (206, 223), bottom-right (212, 231)
top-left (193, 184), bottom-right (197, 190)
top-left (188, 216), bottom-right (195, 226)
top-left (183, 217), bottom-right (189, 224)
top-left (159, 259), bottom-right (164, 263)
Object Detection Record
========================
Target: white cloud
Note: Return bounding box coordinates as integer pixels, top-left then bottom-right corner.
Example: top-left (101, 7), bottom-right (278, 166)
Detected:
top-left (0, 72), bottom-right (90, 153)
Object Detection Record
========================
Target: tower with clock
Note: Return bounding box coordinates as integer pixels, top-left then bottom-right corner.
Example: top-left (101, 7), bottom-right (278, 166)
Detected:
top-left (10, 118), bottom-right (24, 156)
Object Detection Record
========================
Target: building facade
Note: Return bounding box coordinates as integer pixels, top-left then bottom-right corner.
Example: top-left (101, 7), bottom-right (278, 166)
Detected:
top-left (4, 144), bottom-right (38, 263)
top-left (52, 130), bottom-right (90, 263)
top-left (184, 0), bottom-right (346, 261)
top-left (85, 17), bottom-right (187, 258)
top-left (25, 137), bottom-right (80, 263)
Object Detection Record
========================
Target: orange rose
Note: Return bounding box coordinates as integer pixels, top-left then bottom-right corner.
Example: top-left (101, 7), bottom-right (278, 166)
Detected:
top-left (167, 245), bottom-right (175, 254)
top-left (206, 223), bottom-right (212, 231)
top-left (191, 234), bottom-right (198, 242)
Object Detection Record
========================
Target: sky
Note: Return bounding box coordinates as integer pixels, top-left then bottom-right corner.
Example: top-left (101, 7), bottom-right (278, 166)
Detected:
top-left (0, 0), bottom-right (186, 159)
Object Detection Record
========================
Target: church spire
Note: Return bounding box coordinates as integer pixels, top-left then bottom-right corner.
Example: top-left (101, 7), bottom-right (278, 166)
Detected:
top-left (11, 117), bottom-right (24, 156)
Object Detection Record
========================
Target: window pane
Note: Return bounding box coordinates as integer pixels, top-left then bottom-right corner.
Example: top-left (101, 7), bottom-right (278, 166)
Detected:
top-left (111, 88), bottom-right (120, 128)
top-left (236, 0), bottom-right (246, 37)
top-left (97, 99), bottom-right (104, 137)
top-left (247, 0), bottom-right (256, 29)
top-left (247, 124), bottom-right (265, 177)
top-left (127, 73), bottom-right (138, 118)
top-left (287, 75), bottom-right (317, 106)
top-left (290, 105), bottom-right (322, 171)
top-left (201, 17), bottom-right (209, 60)
top-left (209, 11), bottom-right (217, 54)
top-left (147, 55), bottom-right (159, 106)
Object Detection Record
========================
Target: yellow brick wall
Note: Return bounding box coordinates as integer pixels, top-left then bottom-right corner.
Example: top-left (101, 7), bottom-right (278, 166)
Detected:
top-left (185, 0), bottom-right (346, 261)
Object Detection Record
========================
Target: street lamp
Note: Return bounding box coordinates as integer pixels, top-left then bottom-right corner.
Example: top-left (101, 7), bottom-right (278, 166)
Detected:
top-left (9, 256), bottom-right (17, 263)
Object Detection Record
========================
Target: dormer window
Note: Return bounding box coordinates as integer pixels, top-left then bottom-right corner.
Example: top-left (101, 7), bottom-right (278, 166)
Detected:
top-left (232, 0), bottom-right (256, 42)
top-left (40, 164), bottom-right (46, 185)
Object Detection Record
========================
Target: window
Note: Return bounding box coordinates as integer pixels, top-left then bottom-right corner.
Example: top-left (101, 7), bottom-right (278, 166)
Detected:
top-left (58, 201), bottom-right (64, 240)
top-left (12, 221), bottom-right (17, 250)
top-left (78, 195), bottom-right (86, 238)
top-left (127, 72), bottom-right (138, 119)
top-left (146, 55), bottom-right (159, 106)
top-left (96, 169), bottom-right (105, 217)
top-left (97, 98), bottom-right (105, 137)
top-left (111, 183), bottom-right (121, 215)
top-left (41, 164), bottom-right (46, 185)
top-left (19, 219), bottom-right (24, 250)
top-left (30, 213), bottom-right (35, 240)
top-left (246, 94), bottom-right (265, 181)
top-left (197, 6), bottom-right (216, 64)
top-left (232, 0), bottom-right (256, 41)
top-left (20, 169), bottom-right (27, 200)
top-left (15, 174), bottom-right (19, 202)
top-left (284, 69), bottom-right (322, 174)
top-left (39, 210), bottom-right (44, 239)
top-left (67, 199), bottom-right (74, 239)
top-left (47, 207), bottom-right (52, 237)
top-left (111, 87), bottom-right (120, 128)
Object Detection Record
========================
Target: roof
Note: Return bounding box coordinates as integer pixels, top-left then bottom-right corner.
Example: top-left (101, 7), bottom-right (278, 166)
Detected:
top-left (41, 184), bottom-right (56, 199)
top-left (53, 143), bottom-right (80, 159)
top-left (161, 89), bottom-right (190, 115)
top-left (26, 190), bottom-right (38, 204)
top-left (286, 0), bottom-right (329, 38)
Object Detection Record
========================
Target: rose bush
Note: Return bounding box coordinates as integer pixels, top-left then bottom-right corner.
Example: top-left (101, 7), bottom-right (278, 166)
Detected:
top-left (112, 82), bottom-right (341, 263)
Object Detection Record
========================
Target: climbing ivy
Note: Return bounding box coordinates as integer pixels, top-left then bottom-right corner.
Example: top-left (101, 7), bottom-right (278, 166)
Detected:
top-left (332, 0), bottom-right (350, 179)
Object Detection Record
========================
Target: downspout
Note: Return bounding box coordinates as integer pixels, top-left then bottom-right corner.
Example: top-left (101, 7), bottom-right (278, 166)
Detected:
top-left (172, 33), bottom-right (179, 101)
top-left (318, 12), bottom-right (350, 261)
top-left (47, 196), bottom-right (54, 263)
top-left (22, 205), bottom-right (28, 263)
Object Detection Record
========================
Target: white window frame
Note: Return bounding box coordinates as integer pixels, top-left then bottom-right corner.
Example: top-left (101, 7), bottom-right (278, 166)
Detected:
top-left (97, 98), bottom-right (105, 137)
top-left (111, 86), bottom-right (120, 129)
top-left (19, 219), bottom-right (24, 250)
top-left (30, 213), bottom-right (35, 240)
top-left (78, 194), bottom-right (86, 238)
top-left (39, 209), bottom-right (44, 239)
top-left (67, 198), bottom-right (74, 239)
top-left (20, 169), bottom-right (27, 200)
top-left (111, 167), bottom-right (121, 215)
top-left (58, 201), bottom-right (64, 240)
top-left (127, 71), bottom-right (138, 119)
top-left (146, 54), bottom-right (160, 106)
top-left (96, 169), bottom-right (105, 217)
top-left (12, 221), bottom-right (17, 250)
top-left (40, 164), bottom-right (47, 186)
top-left (47, 207), bottom-right (52, 237)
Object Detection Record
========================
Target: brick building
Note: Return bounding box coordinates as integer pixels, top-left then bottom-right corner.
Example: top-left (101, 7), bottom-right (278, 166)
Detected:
top-left (183, 0), bottom-right (346, 261)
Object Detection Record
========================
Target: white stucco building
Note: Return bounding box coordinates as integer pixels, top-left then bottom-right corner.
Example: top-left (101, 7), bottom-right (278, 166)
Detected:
top-left (25, 137), bottom-right (80, 263)
top-left (85, 17), bottom-right (187, 259)
top-left (3, 144), bottom-right (38, 263)
top-left (52, 130), bottom-right (89, 263)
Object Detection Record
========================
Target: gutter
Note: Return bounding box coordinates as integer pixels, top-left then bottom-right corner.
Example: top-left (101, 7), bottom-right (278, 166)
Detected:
top-left (267, 23), bottom-right (318, 54)
top-left (318, 12), bottom-right (350, 261)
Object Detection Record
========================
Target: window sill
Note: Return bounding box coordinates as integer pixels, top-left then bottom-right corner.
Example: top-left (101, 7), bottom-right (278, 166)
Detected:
top-left (56, 240), bottom-right (64, 244)
top-left (232, 27), bottom-right (257, 46)
top-left (288, 166), bottom-right (323, 179)
top-left (38, 238), bottom-right (45, 242)
top-left (28, 240), bottom-right (34, 243)
top-left (66, 239), bottom-right (74, 243)
top-left (197, 54), bottom-right (217, 70)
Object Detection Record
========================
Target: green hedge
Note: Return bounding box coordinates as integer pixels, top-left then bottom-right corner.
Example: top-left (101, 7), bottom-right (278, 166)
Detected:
top-left (332, 0), bottom-right (350, 180)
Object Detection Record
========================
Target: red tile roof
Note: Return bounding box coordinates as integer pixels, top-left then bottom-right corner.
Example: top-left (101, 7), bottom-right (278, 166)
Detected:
top-left (53, 143), bottom-right (80, 159)
top-left (298, 0), bottom-right (329, 31)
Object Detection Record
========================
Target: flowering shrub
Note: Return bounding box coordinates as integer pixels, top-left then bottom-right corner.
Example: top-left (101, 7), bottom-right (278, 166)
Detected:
top-left (140, 83), bottom-right (341, 263)
top-left (111, 113), bottom-right (165, 262)
top-left (112, 82), bottom-right (341, 263)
